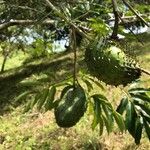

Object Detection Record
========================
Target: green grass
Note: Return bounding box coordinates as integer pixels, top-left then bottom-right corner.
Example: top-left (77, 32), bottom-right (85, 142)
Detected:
top-left (0, 34), bottom-right (150, 150)
top-left (0, 51), bottom-right (28, 71)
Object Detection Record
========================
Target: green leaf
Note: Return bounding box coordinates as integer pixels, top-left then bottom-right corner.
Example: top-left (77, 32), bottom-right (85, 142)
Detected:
top-left (88, 100), bottom-right (94, 114)
top-left (135, 103), bottom-right (150, 116)
top-left (15, 91), bottom-right (32, 103)
top-left (92, 113), bottom-right (99, 130)
top-left (129, 88), bottom-right (150, 94)
top-left (91, 94), bottom-right (112, 109)
top-left (85, 76), bottom-right (105, 91)
top-left (23, 100), bottom-right (32, 113)
top-left (116, 97), bottom-right (128, 114)
top-left (82, 78), bottom-right (93, 92)
top-left (131, 93), bottom-right (150, 103)
top-left (45, 86), bottom-right (56, 111)
top-left (37, 88), bottom-right (49, 110)
top-left (99, 116), bottom-right (104, 136)
top-left (30, 92), bottom-right (41, 109)
top-left (142, 115), bottom-right (150, 124)
top-left (101, 104), bottom-right (114, 134)
top-left (93, 94), bottom-right (107, 101)
top-left (102, 104), bottom-right (110, 116)
top-left (100, 100), bottom-right (113, 110)
top-left (89, 18), bottom-right (110, 35)
top-left (92, 96), bottom-right (101, 130)
top-left (125, 102), bottom-right (137, 138)
top-left (143, 118), bottom-right (150, 140)
top-left (146, 91), bottom-right (150, 98)
top-left (93, 80), bottom-right (105, 91)
top-left (132, 97), bottom-right (145, 105)
top-left (60, 85), bottom-right (73, 99)
top-left (134, 116), bottom-right (143, 144)
top-left (102, 114), bottom-right (112, 134)
top-left (113, 111), bottom-right (125, 133)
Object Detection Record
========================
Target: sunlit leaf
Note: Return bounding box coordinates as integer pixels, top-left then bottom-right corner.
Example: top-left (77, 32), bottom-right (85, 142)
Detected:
top-left (129, 88), bottom-right (150, 94)
top-left (82, 78), bottom-right (93, 92)
top-left (131, 93), bottom-right (150, 103)
top-left (88, 18), bottom-right (110, 35)
top-left (30, 92), bottom-right (42, 109)
top-left (102, 104), bottom-right (114, 134)
top-left (37, 88), bottom-right (49, 110)
top-left (45, 86), bottom-right (56, 111)
top-left (92, 96), bottom-right (101, 130)
top-left (15, 91), bottom-right (32, 103)
top-left (135, 103), bottom-right (150, 116)
top-left (23, 100), bottom-right (32, 113)
top-left (113, 111), bottom-right (125, 133)
top-left (116, 97), bottom-right (128, 114)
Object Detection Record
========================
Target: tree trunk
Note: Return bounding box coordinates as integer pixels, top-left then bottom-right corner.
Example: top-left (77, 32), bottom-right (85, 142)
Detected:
top-left (1, 55), bottom-right (8, 73)
top-left (111, 0), bottom-right (119, 39)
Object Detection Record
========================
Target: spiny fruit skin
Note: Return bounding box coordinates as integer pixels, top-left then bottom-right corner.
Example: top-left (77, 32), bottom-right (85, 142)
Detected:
top-left (54, 85), bottom-right (87, 128)
top-left (85, 41), bottom-right (141, 86)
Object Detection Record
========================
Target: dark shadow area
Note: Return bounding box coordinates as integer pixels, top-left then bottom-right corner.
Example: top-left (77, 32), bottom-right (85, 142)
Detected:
top-left (0, 51), bottom-right (81, 115)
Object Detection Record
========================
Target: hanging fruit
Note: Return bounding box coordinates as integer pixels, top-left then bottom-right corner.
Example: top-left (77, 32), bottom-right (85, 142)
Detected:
top-left (54, 84), bottom-right (87, 127)
top-left (85, 39), bottom-right (141, 86)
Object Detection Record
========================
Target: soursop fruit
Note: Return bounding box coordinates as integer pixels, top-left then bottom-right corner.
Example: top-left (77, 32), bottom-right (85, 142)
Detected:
top-left (54, 85), bottom-right (87, 128)
top-left (85, 39), bottom-right (141, 86)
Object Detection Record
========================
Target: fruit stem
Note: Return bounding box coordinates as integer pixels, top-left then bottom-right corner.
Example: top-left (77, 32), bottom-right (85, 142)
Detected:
top-left (72, 27), bottom-right (77, 89)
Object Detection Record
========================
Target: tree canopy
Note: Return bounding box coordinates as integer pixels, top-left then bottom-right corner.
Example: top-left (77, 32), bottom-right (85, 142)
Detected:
top-left (0, 0), bottom-right (149, 41)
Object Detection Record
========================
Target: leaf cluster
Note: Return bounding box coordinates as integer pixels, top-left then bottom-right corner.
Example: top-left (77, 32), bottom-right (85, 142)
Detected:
top-left (117, 87), bottom-right (150, 144)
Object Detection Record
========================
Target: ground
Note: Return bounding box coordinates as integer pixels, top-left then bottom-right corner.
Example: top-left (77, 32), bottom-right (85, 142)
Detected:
top-left (0, 33), bottom-right (150, 150)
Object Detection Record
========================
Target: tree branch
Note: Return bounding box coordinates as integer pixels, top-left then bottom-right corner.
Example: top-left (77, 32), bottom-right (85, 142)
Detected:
top-left (45, 0), bottom-right (92, 40)
top-left (108, 13), bottom-right (149, 22)
top-left (0, 19), bottom-right (55, 30)
top-left (122, 0), bottom-right (149, 27)
top-left (111, 0), bottom-right (119, 39)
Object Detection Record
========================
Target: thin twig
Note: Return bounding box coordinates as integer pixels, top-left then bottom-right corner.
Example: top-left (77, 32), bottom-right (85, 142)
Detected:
top-left (140, 68), bottom-right (150, 76)
top-left (72, 27), bottom-right (77, 88)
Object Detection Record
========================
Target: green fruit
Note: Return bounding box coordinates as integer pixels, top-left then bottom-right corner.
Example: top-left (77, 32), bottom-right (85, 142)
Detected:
top-left (85, 40), bottom-right (141, 86)
top-left (54, 85), bottom-right (87, 127)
